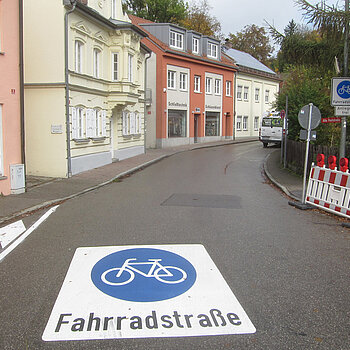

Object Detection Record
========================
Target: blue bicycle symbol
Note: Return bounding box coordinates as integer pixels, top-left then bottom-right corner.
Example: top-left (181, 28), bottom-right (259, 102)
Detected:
top-left (91, 248), bottom-right (197, 302)
top-left (337, 81), bottom-right (350, 99)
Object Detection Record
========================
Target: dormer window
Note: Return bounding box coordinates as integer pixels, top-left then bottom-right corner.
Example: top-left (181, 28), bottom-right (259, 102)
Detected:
top-left (193, 37), bottom-right (199, 54)
top-left (208, 42), bottom-right (218, 59)
top-left (170, 30), bottom-right (183, 50)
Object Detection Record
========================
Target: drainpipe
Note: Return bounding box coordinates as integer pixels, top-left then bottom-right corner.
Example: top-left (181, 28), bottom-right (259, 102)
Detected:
top-left (144, 52), bottom-right (151, 153)
top-left (19, 0), bottom-right (25, 164)
top-left (64, 0), bottom-right (77, 177)
top-left (233, 71), bottom-right (237, 140)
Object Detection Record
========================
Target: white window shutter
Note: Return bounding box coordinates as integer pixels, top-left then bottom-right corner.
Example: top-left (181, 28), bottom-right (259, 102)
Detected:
top-left (130, 112), bottom-right (135, 135)
top-left (138, 113), bottom-right (142, 134)
top-left (101, 110), bottom-right (107, 137)
top-left (71, 107), bottom-right (77, 139)
top-left (85, 109), bottom-right (90, 137)
top-left (122, 111), bottom-right (128, 136)
top-left (92, 109), bottom-right (97, 137)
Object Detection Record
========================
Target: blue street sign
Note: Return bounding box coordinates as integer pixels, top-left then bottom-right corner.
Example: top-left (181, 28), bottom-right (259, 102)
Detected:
top-left (331, 78), bottom-right (350, 106)
top-left (91, 248), bottom-right (197, 302)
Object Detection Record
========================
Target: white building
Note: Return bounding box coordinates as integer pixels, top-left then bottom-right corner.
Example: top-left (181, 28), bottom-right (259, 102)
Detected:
top-left (23, 0), bottom-right (150, 178)
top-left (225, 48), bottom-right (281, 139)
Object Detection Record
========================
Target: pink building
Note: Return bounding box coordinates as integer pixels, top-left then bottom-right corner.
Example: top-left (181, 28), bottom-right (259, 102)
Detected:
top-left (0, 0), bottom-right (24, 195)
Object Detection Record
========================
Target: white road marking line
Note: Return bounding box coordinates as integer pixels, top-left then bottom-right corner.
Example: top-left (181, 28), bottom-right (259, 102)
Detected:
top-left (0, 220), bottom-right (26, 249)
top-left (0, 205), bottom-right (59, 262)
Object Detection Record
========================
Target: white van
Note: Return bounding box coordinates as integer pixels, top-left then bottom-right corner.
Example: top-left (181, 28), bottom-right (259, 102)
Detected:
top-left (259, 111), bottom-right (283, 148)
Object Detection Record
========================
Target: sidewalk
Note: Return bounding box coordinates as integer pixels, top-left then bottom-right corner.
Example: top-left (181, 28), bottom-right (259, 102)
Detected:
top-left (0, 138), bottom-right (302, 225)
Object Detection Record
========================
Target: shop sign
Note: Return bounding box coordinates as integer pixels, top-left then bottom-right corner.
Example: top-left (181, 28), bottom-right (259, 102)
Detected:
top-left (42, 245), bottom-right (255, 341)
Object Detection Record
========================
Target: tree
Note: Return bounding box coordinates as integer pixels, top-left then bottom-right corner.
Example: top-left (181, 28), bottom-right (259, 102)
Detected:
top-left (225, 25), bottom-right (274, 66)
top-left (123, 0), bottom-right (188, 24)
top-left (274, 65), bottom-right (340, 145)
top-left (180, 0), bottom-right (222, 38)
top-left (268, 19), bottom-right (344, 73)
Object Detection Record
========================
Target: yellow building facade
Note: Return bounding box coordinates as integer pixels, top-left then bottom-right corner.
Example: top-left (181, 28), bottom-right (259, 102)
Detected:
top-left (24, 0), bottom-right (149, 177)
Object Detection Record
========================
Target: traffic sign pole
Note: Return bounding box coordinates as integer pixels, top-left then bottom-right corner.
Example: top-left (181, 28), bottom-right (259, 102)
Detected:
top-left (302, 103), bottom-right (313, 204)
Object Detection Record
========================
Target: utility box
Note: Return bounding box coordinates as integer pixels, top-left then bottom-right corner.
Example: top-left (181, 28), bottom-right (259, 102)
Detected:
top-left (10, 164), bottom-right (25, 194)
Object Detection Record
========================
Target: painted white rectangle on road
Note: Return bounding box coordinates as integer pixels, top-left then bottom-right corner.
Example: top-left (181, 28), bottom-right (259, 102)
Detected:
top-left (42, 244), bottom-right (256, 341)
top-left (0, 220), bottom-right (26, 249)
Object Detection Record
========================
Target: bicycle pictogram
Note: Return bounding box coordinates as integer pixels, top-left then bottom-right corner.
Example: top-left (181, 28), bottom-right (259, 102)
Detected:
top-left (101, 258), bottom-right (187, 285)
top-left (337, 84), bottom-right (350, 95)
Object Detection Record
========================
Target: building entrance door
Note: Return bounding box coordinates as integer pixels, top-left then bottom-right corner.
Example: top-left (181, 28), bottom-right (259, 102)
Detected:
top-left (194, 114), bottom-right (199, 143)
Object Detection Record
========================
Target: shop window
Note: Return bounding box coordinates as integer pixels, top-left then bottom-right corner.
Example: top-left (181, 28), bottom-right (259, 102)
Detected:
top-left (168, 110), bottom-right (186, 138)
top-left (205, 112), bottom-right (220, 136)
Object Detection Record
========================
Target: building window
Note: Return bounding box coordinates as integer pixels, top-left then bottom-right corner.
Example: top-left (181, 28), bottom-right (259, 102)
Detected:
top-left (255, 88), bottom-right (260, 102)
top-left (243, 116), bottom-right (248, 130)
top-left (112, 0), bottom-right (117, 19)
top-left (75, 41), bottom-right (83, 73)
top-left (168, 70), bottom-right (176, 89)
top-left (122, 111), bottom-right (141, 136)
top-left (205, 112), bottom-right (220, 136)
top-left (169, 30), bottom-right (183, 50)
top-left (72, 107), bottom-right (85, 139)
top-left (168, 110), bottom-right (186, 137)
top-left (254, 116), bottom-right (259, 130)
top-left (179, 72), bottom-right (187, 91)
top-left (207, 42), bottom-right (218, 59)
top-left (112, 53), bottom-right (118, 81)
top-left (128, 54), bottom-right (133, 82)
top-left (236, 116), bottom-right (242, 131)
top-left (205, 77), bottom-right (212, 94)
top-left (226, 81), bottom-right (231, 96)
top-left (93, 49), bottom-right (100, 78)
top-left (237, 85), bottom-right (242, 100)
top-left (244, 87), bottom-right (249, 101)
top-left (214, 79), bottom-right (221, 95)
top-left (194, 75), bottom-right (201, 93)
top-left (193, 37), bottom-right (199, 54)
top-left (265, 90), bottom-right (270, 103)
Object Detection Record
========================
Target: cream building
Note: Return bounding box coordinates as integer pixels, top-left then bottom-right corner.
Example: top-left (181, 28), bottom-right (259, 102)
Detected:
top-left (225, 48), bottom-right (281, 139)
top-left (23, 0), bottom-right (150, 177)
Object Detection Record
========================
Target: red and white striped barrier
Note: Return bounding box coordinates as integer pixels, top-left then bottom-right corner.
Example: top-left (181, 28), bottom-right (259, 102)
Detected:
top-left (306, 154), bottom-right (350, 219)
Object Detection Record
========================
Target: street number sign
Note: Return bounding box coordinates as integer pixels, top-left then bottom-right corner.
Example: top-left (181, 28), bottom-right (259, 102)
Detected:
top-left (298, 104), bottom-right (321, 130)
top-left (331, 78), bottom-right (350, 106)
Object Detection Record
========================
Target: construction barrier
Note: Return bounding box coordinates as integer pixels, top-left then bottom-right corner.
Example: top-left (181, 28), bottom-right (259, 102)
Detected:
top-left (306, 155), bottom-right (350, 219)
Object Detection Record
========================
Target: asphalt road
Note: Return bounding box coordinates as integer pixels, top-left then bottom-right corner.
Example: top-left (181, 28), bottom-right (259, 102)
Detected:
top-left (0, 142), bottom-right (349, 349)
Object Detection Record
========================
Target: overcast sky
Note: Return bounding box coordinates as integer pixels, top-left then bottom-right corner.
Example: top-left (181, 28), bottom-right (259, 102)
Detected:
top-left (206, 0), bottom-right (342, 37)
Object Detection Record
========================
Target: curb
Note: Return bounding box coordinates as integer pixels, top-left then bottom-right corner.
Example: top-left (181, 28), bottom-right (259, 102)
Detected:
top-left (1, 139), bottom-right (258, 225)
top-left (263, 152), bottom-right (300, 202)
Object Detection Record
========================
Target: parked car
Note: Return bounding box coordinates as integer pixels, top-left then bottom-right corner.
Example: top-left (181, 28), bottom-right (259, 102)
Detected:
top-left (259, 111), bottom-right (283, 148)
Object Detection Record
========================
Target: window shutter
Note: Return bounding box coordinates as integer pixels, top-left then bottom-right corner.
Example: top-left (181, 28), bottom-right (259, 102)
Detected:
top-left (71, 107), bottom-right (77, 139)
top-left (137, 113), bottom-right (142, 134)
top-left (101, 110), bottom-right (107, 137)
top-left (122, 111), bottom-right (128, 136)
top-left (92, 109), bottom-right (97, 137)
top-left (85, 109), bottom-right (91, 137)
top-left (130, 112), bottom-right (135, 135)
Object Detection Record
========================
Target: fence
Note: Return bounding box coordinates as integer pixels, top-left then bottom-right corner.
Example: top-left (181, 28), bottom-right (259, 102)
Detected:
top-left (285, 140), bottom-right (350, 175)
